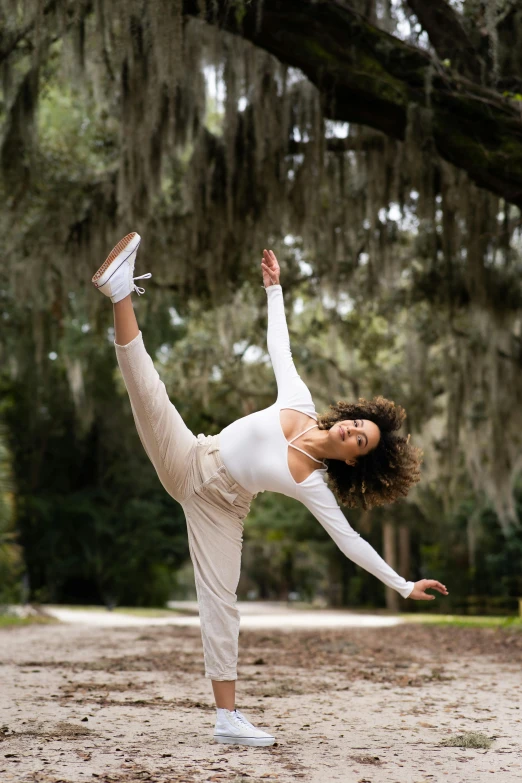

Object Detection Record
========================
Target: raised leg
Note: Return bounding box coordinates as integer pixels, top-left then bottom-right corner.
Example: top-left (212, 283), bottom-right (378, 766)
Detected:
top-left (114, 310), bottom-right (196, 503)
top-left (113, 294), bottom-right (139, 346)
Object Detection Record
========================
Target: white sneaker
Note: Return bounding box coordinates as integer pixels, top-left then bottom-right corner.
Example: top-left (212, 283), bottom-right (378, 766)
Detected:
top-left (213, 708), bottom-right (275, 747)
top-left (91, 232), bottom-right (151, 303)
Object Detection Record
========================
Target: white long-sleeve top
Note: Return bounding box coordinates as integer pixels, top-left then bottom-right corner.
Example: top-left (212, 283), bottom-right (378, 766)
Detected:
top-left (219, 284), bottom-right (414, 599)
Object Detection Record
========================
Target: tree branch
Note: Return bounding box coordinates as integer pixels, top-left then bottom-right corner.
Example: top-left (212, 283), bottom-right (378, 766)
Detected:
top-left (405, 0), bottom-right (485, 83)
top-left (5, 0), bottom-right (522, 206)
top-left (183, 0), bottom-right (522, 207)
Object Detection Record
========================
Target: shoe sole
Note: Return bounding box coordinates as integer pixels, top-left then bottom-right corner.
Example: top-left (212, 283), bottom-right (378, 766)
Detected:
top-left (91, 232), bottom-right (141, 287)
top-left (214, 734), bottom-right (275, 747)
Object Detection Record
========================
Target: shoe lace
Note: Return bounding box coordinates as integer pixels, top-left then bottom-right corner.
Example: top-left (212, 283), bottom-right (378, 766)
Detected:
top-left (232, 710), bottom-right (253, 729)
top-left (132, 273), bottom-right (152, 296)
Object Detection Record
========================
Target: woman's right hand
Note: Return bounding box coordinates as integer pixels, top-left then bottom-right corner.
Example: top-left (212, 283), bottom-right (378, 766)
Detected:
top-left (408, 579), bottom-right (449, 600)
top-left (261, 248), bottom-right (281, 287)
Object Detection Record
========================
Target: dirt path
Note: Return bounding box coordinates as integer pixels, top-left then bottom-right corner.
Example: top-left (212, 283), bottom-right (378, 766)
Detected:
top-left (44, 603), bottom-right (403, 629)
top-left (1, 618), bottom-right (521, 782)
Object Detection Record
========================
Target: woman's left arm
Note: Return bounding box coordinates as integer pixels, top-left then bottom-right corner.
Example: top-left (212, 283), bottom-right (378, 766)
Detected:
top-left (299, 482), bottom-right (415, 598)
top-left (300, 483), bottom-right (448, 600)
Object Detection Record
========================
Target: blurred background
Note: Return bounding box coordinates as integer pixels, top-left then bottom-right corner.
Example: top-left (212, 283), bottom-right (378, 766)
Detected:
top-left (1, 0), bottom-right (522, 618)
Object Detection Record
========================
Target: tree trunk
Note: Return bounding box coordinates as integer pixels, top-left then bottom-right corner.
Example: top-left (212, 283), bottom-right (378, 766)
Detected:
top-left (383, 520), bottom-right (399, 613)
top-left (185, 0), bottom-right (522, 207)
top-left (398, 523), bottom-right (411, 581)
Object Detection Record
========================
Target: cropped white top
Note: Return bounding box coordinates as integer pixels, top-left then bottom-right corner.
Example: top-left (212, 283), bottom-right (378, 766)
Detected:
top-left (219, 285), bottom-right (415, 599)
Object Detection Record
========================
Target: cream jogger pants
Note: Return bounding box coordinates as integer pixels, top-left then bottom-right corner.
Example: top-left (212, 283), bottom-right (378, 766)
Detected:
top-left (115, 331), bottom-right (255, 681)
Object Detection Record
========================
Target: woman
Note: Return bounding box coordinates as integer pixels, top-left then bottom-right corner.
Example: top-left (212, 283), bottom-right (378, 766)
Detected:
top-left (92, 232), bottom-right (448, 747)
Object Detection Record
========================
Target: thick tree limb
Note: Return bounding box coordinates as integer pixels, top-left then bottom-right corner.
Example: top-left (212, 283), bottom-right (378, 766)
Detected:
top-left (4, 0), bottom-right (522, 206)
top-left (184, 0), bottom-right (522, 207)
top-left (405, 0), bottom-right (485, 82)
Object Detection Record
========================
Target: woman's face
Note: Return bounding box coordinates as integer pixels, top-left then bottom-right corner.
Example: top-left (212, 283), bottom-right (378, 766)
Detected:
top-left (331, 419), bottom-right (381, 466)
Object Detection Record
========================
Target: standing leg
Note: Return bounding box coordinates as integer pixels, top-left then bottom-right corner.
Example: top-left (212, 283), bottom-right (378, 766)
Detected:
top-left (212, 680), bottom-right (235, 711)
top-left (184, 477), bottom-right (274, 744)
top-left (183, 504), bottom-right (244, 683)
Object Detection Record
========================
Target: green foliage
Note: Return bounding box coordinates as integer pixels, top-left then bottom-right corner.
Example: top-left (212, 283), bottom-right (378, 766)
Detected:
top-left (0, 615), bottom-right (56, 627)
top-left (19, 490), bottom-right (184, 606)
top-left (1, 8), bottom-right (521, 612)
top-left (230, 0), bottom-right (253, 28)
top-left (240, 491), bottom-right (333, 602)
top-left (0, 303), bottom-right (189, 607)
top-left (404, 614), bottom-right (522, 629)
top-left (0, 427), bottom-right (23, 604)
top-left (3, 258), bottom-right (521, 609)
top-left (439, 732), bottom-right (493, 749)
top-left (38, 47), bottom-right (119, 174)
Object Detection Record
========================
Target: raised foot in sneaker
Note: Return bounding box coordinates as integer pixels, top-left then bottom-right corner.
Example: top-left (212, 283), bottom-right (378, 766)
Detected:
top-left (91, 232), bottom-right (151, 303)
top-left (213, 708), bottom-right (275, 747)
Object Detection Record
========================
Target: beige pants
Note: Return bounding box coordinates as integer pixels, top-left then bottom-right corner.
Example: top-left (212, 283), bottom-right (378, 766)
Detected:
top-left (115, 332), bottom-right (255, 681)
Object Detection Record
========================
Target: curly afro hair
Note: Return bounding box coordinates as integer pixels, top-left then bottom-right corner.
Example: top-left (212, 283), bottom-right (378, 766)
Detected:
top-left (316, 395), bottom-right (422, 509)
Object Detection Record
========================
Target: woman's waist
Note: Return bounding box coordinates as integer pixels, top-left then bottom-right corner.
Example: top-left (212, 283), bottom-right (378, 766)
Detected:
top-left (196, 433), bottom-right (257, 501)
top-left (218, 433), bottom-right (296, 498)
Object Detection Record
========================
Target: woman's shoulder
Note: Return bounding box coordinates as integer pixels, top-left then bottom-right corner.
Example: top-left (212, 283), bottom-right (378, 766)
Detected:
top-left (298, 467), bottom-right (338, 499)
top-left (279, 407), bottom-right (317, 436)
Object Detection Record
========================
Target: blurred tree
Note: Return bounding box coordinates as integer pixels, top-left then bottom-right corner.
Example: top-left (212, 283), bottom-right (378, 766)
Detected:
top-left (1, 0), bottom-right (521, 606)
top-left (0, 425), bottom-right (23, 605)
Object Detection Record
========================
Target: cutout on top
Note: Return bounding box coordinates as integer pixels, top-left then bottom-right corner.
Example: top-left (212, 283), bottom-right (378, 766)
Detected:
top-left (279, 408), bottom-right (326, 485)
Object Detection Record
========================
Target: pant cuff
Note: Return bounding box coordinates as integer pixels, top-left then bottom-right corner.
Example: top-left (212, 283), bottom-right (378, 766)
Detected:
top-left (205, 671), bottom-right (237, 681)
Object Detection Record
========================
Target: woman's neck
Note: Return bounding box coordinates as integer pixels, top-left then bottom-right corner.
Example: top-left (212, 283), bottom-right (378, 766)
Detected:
top-left (300, 426), bottom-right (335, 461)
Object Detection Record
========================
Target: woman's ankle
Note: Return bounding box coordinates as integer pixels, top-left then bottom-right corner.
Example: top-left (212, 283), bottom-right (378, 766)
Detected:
top-left (211, 678), bottom-right (236, 711)
top-left (113, 296), bottom-right (139, 345)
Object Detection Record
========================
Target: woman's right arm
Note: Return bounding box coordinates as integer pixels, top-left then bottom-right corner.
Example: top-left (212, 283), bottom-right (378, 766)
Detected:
top-left (261, 248), bottom-right (280, 288)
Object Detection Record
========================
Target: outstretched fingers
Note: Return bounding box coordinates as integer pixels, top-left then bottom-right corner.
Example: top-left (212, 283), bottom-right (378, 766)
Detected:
top-left (429, 580), bottom-right (449, 595)
top-left (421, 579), bottom-right (449, 600)
top-left (410, 579), bottom-right (449, 601)
top-left (263, 248), bottom-right (280, 271)
top-left (261, 262), bottom-right (275, 283)
top-left (261, 249), bottom-right (281, 286)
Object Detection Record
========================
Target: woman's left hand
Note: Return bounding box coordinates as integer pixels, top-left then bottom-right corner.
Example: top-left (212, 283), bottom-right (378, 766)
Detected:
top-left (261, 248), bottom-right (280, 287)
top-left (408, 579), bottom-right (449, 600)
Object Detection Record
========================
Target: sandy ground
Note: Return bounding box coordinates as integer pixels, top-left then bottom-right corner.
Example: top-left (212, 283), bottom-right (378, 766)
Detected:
top-left (1, 610), bottom-right (521, 783)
